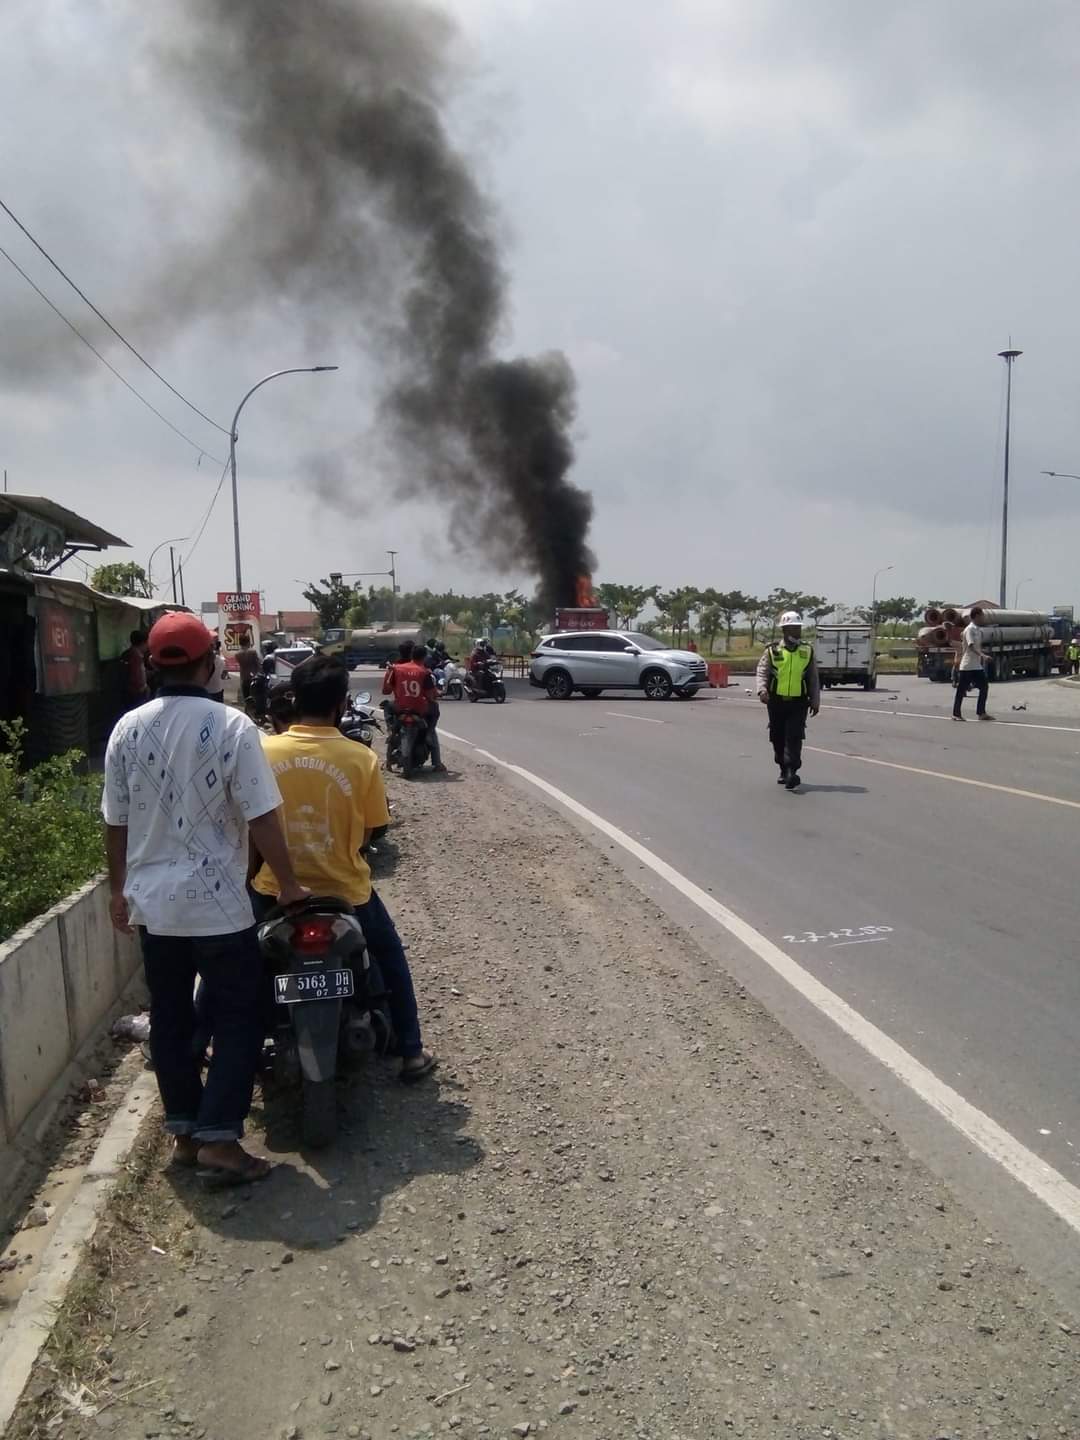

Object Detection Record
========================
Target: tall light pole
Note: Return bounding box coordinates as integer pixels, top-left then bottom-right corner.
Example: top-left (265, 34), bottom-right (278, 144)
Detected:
top-left (387, 550), bottom-right (399, 624)
top-left (1014, 576), bottom-right (1033, 608)
top-left (229, 366), bottom-right (338, 590)
top-left (998, 346), bottom-right (1022, 608)
top-left (871, 564), bottom-right (893, 626)
top-left (147, 535), bottom-right (188, 595)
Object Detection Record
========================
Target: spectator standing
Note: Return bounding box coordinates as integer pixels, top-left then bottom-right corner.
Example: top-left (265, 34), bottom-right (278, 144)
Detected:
top-left (121, 629), bottom-right (150, 709)
top-left (236, 632), bottom-right (260, 701)
top-left (103, 612), bottom-right (308, 1182)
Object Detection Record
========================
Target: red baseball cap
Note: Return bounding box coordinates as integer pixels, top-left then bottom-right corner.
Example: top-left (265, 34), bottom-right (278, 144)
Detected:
top-left (148, 612), bottom-right (214, 667)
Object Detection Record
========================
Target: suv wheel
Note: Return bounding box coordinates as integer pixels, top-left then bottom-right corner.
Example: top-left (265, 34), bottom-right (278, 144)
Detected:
top-left (545, 669), bottom-right (573, 700)
top-left (642, 669), bottom-right (673, 701)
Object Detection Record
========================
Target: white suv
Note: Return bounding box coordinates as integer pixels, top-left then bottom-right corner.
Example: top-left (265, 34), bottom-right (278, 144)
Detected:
top-left (529, 631), bottom-right (709, 700)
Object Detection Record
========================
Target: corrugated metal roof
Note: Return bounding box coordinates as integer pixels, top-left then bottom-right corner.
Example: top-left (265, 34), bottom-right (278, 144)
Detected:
top-left (0, 495), bottom-right (127, 550)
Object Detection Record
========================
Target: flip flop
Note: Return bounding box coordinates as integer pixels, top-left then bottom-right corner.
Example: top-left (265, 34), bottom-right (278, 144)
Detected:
top-left (196, 1156), bottom-right (273, 1186)
top-left (400, 1053), bottom-right (438, 1085)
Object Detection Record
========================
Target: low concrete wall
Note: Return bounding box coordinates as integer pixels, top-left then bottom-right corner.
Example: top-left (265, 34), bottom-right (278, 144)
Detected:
top-left (0, 878), bottom-right (140, 1152)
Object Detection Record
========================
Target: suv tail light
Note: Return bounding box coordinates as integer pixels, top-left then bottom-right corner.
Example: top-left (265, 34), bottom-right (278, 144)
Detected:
top-left (292, 917), bottom-right (336, 954)
top-left (530, 651), bottom-right (541, 659)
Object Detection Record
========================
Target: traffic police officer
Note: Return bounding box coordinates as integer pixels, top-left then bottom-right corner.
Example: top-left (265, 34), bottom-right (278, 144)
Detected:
top-left (755, 611), bottom-right (821, 789)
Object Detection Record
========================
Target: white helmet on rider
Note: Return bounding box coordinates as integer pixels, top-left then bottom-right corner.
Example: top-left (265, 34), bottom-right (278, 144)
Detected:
top-left (779, 611), bottom-right (804, 628)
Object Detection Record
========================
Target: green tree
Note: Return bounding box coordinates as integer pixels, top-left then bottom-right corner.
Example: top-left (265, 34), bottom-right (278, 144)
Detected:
top-left (344, 595), bottom-right (369, 629)
top-left (712, 589), bottom-right (750, 649)
top-left (875, 595), bottom-right (918, 633)
top-left (697, 605), bottom-right (722, 653)
top-left (742, 596), bottom-right (768, 646)
top-left (90, 562), bottom-right (152, 598)
top-left (302, 576), bottom-right (359, 630)
top-left (595, 583), bottom-right (658, 629)
top-left (654, 586), bottom-right (699, 645)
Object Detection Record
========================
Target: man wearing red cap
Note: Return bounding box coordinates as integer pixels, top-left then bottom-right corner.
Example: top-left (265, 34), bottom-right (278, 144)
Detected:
top-left (103, 611), bottom-right (308, 1183)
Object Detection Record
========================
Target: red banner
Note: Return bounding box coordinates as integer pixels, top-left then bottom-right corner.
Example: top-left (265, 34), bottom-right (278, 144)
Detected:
top-left (38, 600), bottom-right (96, 695)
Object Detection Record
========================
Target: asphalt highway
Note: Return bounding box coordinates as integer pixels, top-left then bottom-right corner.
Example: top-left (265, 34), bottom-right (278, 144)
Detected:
top-left (364, 668), bottom-right (1080, 1308)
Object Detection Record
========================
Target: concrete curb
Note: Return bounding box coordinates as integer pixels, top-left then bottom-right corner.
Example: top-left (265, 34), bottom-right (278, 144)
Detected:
top-left (0, 1068), bottom-right (159, 1436)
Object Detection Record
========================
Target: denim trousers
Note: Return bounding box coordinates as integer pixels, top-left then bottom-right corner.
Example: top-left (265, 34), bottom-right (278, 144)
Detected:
top-left (953, 669), bottom-right (988, 717)
top-left (140, 926), bottom-right (263, 1142)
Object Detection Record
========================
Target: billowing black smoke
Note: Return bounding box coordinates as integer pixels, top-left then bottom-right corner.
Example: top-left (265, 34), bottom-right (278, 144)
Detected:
top-left (162, 0), bottom-right (594, 607)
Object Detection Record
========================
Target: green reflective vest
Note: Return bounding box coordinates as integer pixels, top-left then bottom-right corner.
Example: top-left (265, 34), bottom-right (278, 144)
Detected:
top-left (1069, 643), bottom-right (1080, 661)
top-left (770, 642), bottom-right (812, 699)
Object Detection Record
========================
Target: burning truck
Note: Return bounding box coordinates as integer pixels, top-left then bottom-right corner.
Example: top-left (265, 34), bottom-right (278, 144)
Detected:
top-left (552, 577), bottom-right (609, 634)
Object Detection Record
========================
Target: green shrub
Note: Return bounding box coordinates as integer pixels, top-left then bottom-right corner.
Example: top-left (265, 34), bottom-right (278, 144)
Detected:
top-left (0, 721), bottom-right (104, 943)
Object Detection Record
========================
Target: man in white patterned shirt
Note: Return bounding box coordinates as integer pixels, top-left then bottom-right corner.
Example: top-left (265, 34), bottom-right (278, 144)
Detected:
top-left (103, 612), bottom-right (307, 1183)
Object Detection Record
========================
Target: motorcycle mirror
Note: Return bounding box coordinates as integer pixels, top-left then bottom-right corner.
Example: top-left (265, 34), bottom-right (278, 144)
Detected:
top-left (355, 690), bottom-right (371, 704)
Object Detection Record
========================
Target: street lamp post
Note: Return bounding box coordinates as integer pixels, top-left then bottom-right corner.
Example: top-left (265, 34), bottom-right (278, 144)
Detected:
top-left (871, 564), bottom-right (894, 627)
top-left (229, 366), bottom-right (338, 591)
top-left (1014, 577), bottom-right (1034, 608)
top-left (147, 535), bottom-right (189, 596)
top-left (328, 553), bottom-right (400, 622)
top-left (998, 346), bottom-right (1023, 607)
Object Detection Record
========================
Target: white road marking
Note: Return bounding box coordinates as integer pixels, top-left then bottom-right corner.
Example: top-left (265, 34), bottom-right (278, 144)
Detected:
top-left (830, 936), bottom-right (886, 948)
top-left (806, 745), bottom-right (1080, 812)
top-left (820, 702), bottom-right (1080, 735)
top-left (604, 711), bottom-right (666, 725)
top-left (439, 726), bottom-right (1080, 1236)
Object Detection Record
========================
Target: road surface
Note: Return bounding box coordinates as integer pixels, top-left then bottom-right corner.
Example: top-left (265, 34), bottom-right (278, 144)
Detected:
top-left (393, 669), bottom-right (1080, 1309)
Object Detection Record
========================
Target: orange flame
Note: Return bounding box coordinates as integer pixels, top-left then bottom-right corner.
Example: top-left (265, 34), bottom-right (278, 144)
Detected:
top-left (575, 575), bottom-right (596, 607)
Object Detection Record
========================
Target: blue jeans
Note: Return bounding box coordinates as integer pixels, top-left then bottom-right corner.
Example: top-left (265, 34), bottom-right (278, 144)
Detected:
top-left (251, 890), bottom-right (423, 1059)
top-left (356, 891), bottom-right (423, 1057)
top-left (140, 927), bottom-right (264, 1142)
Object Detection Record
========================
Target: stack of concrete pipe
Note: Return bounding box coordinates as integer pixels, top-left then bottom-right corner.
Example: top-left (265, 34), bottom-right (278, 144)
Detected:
top-left (916, 604), bottom-right (1050, 649)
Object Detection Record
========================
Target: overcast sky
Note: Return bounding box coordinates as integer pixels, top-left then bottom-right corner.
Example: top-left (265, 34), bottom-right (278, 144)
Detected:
top-left (2, 0), bottom-right (1080, 616)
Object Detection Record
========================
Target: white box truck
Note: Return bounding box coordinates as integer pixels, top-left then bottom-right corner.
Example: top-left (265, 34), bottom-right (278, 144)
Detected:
top-left (815, 624), bottom-right (878, 690)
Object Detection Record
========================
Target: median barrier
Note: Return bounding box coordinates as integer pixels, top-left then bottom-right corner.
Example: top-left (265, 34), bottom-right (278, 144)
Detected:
top-left (0, 877), bottom-right (141, 1215)
top-left (707, 662), bottom-right (730, 688)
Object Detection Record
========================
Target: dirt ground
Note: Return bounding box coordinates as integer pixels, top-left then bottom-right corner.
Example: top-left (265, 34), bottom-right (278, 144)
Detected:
top-left (9, 748), bottom-right (1080, 1440)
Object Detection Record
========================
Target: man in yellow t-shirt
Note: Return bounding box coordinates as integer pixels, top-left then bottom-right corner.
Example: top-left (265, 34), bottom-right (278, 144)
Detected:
top-left (252, 655), bottom-right (435, 1081)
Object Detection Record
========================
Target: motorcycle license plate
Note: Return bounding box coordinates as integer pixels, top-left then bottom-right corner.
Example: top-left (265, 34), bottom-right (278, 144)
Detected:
top-left (274, 968), bottom-right (355, 1004)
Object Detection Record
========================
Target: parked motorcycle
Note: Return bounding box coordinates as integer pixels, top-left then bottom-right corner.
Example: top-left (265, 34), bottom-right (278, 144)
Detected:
top-left (465, 660), bottom-right (506, 703)
top-left (340, 690), bottom-right (381, 748)
top-left (257, 897), bottom-right (391, 1148)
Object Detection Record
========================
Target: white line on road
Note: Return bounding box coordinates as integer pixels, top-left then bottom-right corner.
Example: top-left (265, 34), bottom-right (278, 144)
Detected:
top-left (439, 726), bottom-right (1080, 1237)
top-left (819, 702), bottom-right (1080, 735)
top-left (604, 711), bottom-right (666, 725)
top-left (806, 745), bottom-right (1080, 811)
top-left (830, 937), bottom-right (886, 947)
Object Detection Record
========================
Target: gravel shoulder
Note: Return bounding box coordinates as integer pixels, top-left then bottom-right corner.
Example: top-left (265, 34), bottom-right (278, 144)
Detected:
top-left (10, 748), bottom-right (1080, 1440)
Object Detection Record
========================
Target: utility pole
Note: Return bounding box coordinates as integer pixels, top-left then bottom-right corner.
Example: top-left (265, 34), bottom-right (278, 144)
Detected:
top-left (169, 546), bottom-right (178, 604)
top-left (998, 345), bottom-right (1022, 608)
top-left (178, 560), bottom-right (186, 607)
top-left (388, 550), bottom-right (399, 623)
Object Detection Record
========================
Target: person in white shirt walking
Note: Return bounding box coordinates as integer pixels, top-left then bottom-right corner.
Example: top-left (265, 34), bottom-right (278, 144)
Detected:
top-left (103, 612), bottom-right (308, 1183)
top-left (953, 619), bottom-right (995, 722)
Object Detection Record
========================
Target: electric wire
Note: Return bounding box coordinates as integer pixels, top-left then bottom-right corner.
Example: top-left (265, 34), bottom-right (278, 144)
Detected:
top-left (0, 240), bottom-right (223, 465)
top-left (182, 456), bottom-right (231, 567)
top-left (0, 195), bottom-right (228, 435)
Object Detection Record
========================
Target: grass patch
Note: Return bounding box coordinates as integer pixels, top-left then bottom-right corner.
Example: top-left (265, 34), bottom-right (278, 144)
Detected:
top-left (6, 1122), bottom-right (171, 1440)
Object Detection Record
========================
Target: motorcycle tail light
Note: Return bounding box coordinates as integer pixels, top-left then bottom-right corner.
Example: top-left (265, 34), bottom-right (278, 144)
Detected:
top-left (292, 917), bottom-right (336, 954)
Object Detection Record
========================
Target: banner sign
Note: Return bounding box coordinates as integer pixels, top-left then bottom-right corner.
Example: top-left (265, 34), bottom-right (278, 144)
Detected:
top-left (217, 591), bottom-right (261, 672)
top-left (38, 599), bottom-right (96, 695)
